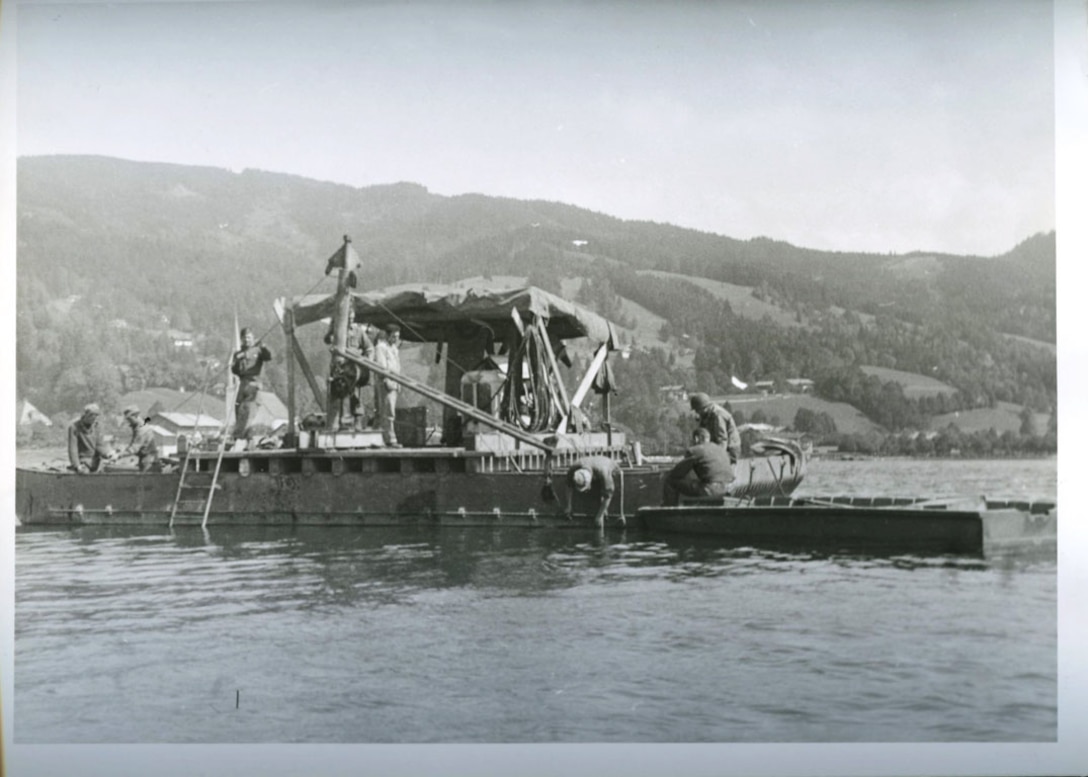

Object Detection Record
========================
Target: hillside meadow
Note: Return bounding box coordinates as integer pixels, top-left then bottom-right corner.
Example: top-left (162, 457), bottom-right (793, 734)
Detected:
top-left (858, 365), bottom-right (958, 398)
top-left (931, 401), bottom-right (1052, 435)
top-left (711, 392), bottom-right (881, 436)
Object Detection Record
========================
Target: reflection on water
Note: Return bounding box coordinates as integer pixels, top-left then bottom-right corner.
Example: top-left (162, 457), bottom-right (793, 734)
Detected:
top-left (16, 511), bottom-right (1056, 744)
top-left (19, 520), bottom-right (1026, 597)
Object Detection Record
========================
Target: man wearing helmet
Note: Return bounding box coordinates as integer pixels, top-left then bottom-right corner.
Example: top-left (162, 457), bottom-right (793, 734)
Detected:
top-left (565, 455), bottom-right (622, 528)
top-left (688, 391), bottom-right (741, 464)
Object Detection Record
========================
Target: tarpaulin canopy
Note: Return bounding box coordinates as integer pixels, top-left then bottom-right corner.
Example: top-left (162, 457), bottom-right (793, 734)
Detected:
top-left (285, 284), bottom-right (617, 345)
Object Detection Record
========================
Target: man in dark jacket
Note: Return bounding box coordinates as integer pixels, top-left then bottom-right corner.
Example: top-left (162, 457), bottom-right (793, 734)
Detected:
top-left (119, 405), bottom-right (160, 472)
top-left (67, 403), bottom-right (113, 473)
top-left (689, 391), bottom-right (742, 464)
top-left (663, 428), bottom-right (734, 506)
top-left (231, 327), bottom-right (273, 442)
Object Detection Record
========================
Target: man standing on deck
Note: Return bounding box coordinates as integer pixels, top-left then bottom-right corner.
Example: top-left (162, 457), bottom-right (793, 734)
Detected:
top-left (118, 405), bottom-right (160, 472)
top-left (326, 309), bottom-right (375, 431)
top-left (231, 327), bottom-right (272, 446)
top-left (67, 403), bottom-right (114, 473)
top-left (374, 323), bottom-right (402, 447)
top-left (565, 455), bottom-right (623, 528)
top-left (689, 392), bottom-right (741, 464)
top-left (663, 428), bottom-right (734, 506)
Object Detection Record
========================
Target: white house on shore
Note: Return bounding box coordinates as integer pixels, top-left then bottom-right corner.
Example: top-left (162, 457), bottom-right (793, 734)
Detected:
top-left (118, 387), bottom-right (289, 455)
top-left (145, 412), bottom-right (223, 455)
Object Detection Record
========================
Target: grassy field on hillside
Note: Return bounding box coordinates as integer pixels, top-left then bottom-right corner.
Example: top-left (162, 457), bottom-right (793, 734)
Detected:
top-left (1003, 333), bottom-right (1057, 355)
top-left (558, 277), bottom-right (674, 351)
top-left (640, 270), bottom-right (799, 328)
top-left (931, 401), bottom-right (1051, 434)
top-left (615, 297), bottom-right (669, 348)
top-left (706, 392), bottom-right (882, 435)
top-left (708, 394), bottom-right (1051, 438)
top-left (859, 365), bottom-right (957, 397)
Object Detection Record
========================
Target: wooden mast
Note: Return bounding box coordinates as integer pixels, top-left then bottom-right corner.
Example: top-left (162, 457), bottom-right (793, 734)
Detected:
top-left (285, 305), bottom-right (297, 442)
top-left (326, 235), bottom-right (357, 432)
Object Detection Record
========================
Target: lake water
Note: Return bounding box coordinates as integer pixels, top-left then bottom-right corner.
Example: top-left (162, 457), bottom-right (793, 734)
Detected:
top-left (13, 458), bottom-right (1057, 745)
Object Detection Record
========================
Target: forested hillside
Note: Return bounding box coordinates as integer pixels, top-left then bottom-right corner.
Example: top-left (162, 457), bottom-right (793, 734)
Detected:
top-left (16, 155), bottom-right (1056, 453)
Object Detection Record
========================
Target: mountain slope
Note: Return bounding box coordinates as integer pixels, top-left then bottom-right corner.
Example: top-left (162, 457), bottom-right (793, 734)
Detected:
top-left (16, 155), bottom-right (1056, 448)
top-left (18, 154), bottom-right (1054, 340)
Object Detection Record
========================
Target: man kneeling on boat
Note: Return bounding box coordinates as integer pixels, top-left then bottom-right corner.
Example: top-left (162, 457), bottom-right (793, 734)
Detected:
top-left (663, 428), bottom-right (734, 506)
top-left (565, 456), bottom-right (623, 528)
top-left (117, 405), bottom-right (161, 472)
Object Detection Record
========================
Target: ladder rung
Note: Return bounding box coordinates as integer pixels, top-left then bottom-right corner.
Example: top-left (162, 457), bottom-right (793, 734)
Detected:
top-left (170, 432), bottom-right (228, 526)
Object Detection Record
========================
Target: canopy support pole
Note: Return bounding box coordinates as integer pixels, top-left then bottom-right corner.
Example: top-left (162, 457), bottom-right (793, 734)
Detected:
top-left (274, 299), bottom-right (326, 416)
top-left (535, 317), bottom-right (573, 425)
top-left (558, 343), bottom-right (609, 434)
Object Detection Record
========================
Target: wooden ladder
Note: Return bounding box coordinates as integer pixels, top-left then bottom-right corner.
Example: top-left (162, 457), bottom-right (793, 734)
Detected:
top-left (169, 438), bottom-right (228, 528)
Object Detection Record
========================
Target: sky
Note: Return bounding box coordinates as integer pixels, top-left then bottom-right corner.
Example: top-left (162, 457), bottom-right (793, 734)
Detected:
top-left (13, 0), bottom-right (1056, 256)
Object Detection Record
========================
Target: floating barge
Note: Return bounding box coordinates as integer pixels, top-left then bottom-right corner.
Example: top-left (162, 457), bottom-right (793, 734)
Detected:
top-left (15, 442), bottom-right (808, 528)
top-left (636, 495), bottom-right (1057, 557)
top-left (16, 236), bottom-right (809, 528)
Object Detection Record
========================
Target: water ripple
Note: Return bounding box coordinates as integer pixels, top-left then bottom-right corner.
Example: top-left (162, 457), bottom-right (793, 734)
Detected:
top-left (15, 479), bottom-right (1057, 745)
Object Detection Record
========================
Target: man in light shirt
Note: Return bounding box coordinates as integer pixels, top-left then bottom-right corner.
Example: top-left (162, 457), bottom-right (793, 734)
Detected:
top-left (374, 323), bottom-right (402, 447)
